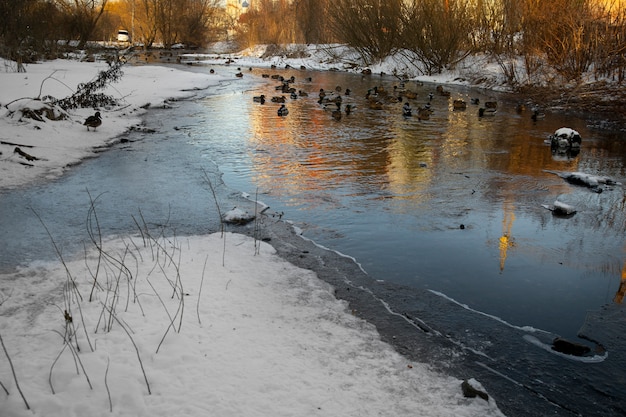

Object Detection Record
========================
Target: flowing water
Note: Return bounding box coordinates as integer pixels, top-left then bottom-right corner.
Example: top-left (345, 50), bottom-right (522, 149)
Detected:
top-left (1, 64), bottom-right (625, 416)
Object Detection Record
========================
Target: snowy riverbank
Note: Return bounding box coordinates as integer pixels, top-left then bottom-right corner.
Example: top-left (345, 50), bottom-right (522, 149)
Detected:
top-left (0, 58), bottom-right (506, 416)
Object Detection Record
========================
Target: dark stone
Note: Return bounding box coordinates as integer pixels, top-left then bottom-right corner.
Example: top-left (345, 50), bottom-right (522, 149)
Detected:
top-left (552, 337), bottom-right (591, 356)
top-left (461, 379), bottom-right (489, 401)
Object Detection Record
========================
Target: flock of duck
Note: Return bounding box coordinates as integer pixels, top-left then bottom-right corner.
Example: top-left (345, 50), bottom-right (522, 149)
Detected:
top-left (250, 72), bottom-right (542, 123)
top-left (249, 71), bottom-right (584, 155)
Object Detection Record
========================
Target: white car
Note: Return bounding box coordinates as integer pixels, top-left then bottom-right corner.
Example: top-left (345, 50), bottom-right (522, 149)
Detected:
top-left (117, 30), bottom-right (130, 43)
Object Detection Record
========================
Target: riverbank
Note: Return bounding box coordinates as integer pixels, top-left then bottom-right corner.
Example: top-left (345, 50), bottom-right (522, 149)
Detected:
top-left (0, 59), bottom-right (506, 416)
top-left (0, 59), bottom-right (228, 190)
top-left (181, 43), bottom-right (626, 131)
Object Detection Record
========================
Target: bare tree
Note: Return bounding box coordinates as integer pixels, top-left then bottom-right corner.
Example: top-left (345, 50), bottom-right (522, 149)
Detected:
top-left (401, 0), bottom-right (473, 75)
top-left (54, 0), bottom-right (109, 48)
top-left (327, 0), bottom-right (403, 65)
top-left (0, 0), bottom-right (64, 68)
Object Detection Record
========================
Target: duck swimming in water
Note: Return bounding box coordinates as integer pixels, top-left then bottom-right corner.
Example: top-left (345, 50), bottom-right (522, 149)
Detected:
top-left (277, 104), bottom-right (289, 116)
top-left (402, 102), bottom-right (412, 117)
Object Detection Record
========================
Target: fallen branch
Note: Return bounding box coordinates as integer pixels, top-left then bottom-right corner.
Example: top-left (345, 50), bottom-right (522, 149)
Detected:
top-left (1, 141), bottom-right (33, 148)
top-left (14, 147), bottom-right (39, 161)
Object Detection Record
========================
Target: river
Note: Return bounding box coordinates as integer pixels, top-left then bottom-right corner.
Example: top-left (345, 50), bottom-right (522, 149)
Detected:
top-left (1, 63), bottom-right (625, 416)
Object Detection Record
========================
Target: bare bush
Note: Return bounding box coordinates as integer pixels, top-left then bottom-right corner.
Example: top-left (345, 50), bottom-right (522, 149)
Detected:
top-left (401, 0), bottom-right (473, 75)
top-left (327, 0), bottom-right (403, 65)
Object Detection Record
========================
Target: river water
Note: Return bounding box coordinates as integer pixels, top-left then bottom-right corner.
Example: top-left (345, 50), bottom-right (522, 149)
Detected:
top-left (1, 64), bottom-right (625, 416)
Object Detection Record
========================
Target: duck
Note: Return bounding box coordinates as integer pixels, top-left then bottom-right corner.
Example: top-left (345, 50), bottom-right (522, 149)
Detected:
top-left (470, 98), bottom-right (480, 105)
top-left (345, 104), bottom-right (353, 115)
top-left (417, 107), bottom-right (432, 120)
top-left (531, 107), bottom-right (545, 121)
top-left (402, 102), bottom-right (412, 117)
top-left (253, 94), bottom-right (266, 104)
top-left (452, 99), bottom-right (467, 110)
top-left (83, 111), bottom-right (102, 131)
top-left (484, 101), bottom-right (498, 109)
top-left (332, 108), bottom-right (342, 120)
top-left (271, 95), bottom-right (286, 103)
top-left (368, 100), bottom-right (383, 110)
top-left (235, 72), bottom-right (243, 78)
top-left (436, 85), bottom-right (451, 97)
top-left (478, 107), bottom-right (497, 117)
top-left (277, 104), bottom-right (289, 116)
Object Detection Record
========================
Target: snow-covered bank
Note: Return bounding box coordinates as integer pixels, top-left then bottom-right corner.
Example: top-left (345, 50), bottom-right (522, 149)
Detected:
top-left (0, 60), bottom-right (227, 190)
top-left (1, 57), bottom-right (505, 416)
top-left (0, 231), bottom-right (504, 417)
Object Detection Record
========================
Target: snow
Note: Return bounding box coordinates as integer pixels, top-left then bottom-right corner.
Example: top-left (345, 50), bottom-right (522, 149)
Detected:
top-left (1, 54), bottom-right (505, 417)
top-left (0, 59), bottom-right (227, 190)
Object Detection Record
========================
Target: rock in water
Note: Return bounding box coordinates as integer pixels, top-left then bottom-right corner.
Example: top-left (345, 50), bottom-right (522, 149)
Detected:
top-left (552, 337), bottom-right (592, 356)
top-left (461, 378), bottom-right (489, 401)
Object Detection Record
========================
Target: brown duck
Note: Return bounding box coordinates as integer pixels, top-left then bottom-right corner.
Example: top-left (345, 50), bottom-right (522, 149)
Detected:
top-left (83, 112), bottom-right (102, 131)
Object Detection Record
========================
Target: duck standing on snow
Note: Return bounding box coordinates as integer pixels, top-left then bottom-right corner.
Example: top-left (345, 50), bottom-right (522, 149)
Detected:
top-left (277, 104), bottom-right (289, 116)
top-left (83, 112), bottom-right (102, 131)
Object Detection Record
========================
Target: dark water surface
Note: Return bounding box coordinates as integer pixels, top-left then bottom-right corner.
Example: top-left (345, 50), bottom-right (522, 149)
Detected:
top-left (1, 64), bottom-right (625, 416)
top-left (194, 68), bottom-right (626, 339)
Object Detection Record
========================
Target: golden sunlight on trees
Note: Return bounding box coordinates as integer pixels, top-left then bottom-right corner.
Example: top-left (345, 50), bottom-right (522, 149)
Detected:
top-left (327, 0), bottom-right (403, 65)
top-left (54, 0), bottom-right (109, 49)
top-left (1, 0), bottom-right (625, 85)
top-left (401, 0), bottom-right (474, 75)
top-left (105, 0), bottom-right (222, 48)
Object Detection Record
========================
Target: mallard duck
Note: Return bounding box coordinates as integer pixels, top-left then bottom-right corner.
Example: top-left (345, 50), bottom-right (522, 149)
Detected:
top-left (368, 101), bottom-right (383, 110)
top-left (277, 104), bottom-right (289, 116)
top-left (485, 101), bottom-right (498, 109)
top-left (402, 102), bottom-right (412, 117)
top-left (436, 85), bottom-right (450, 97)
top-left (417, 107), bottom-right (432, 120)
top-left (271, 96), bottom-right (286, 103)
top-left (453, 99), bottom-right (467, 110)
top-left (332, 108), bottom-right (342, 120)
top-left (83, 112), bottom-right (102, 131)
top-left (531, 108), bottom-right (545, 121)
top-left (253, 94), bottom-right (265, 104)
top-left (478, 107), bottom-right (497, 117)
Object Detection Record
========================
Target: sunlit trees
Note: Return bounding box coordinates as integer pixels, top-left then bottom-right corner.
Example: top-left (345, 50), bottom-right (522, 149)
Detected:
top-left (106, 0), bottom-right (221, 48)
top-left (326, 0), bottom-right (403, 65)
top-left (1, 0), bottom-right (626, 87)
top-left (54, 0), bottom-right (109, 48)
top-left (401, 0), bottom-right (474, 75)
